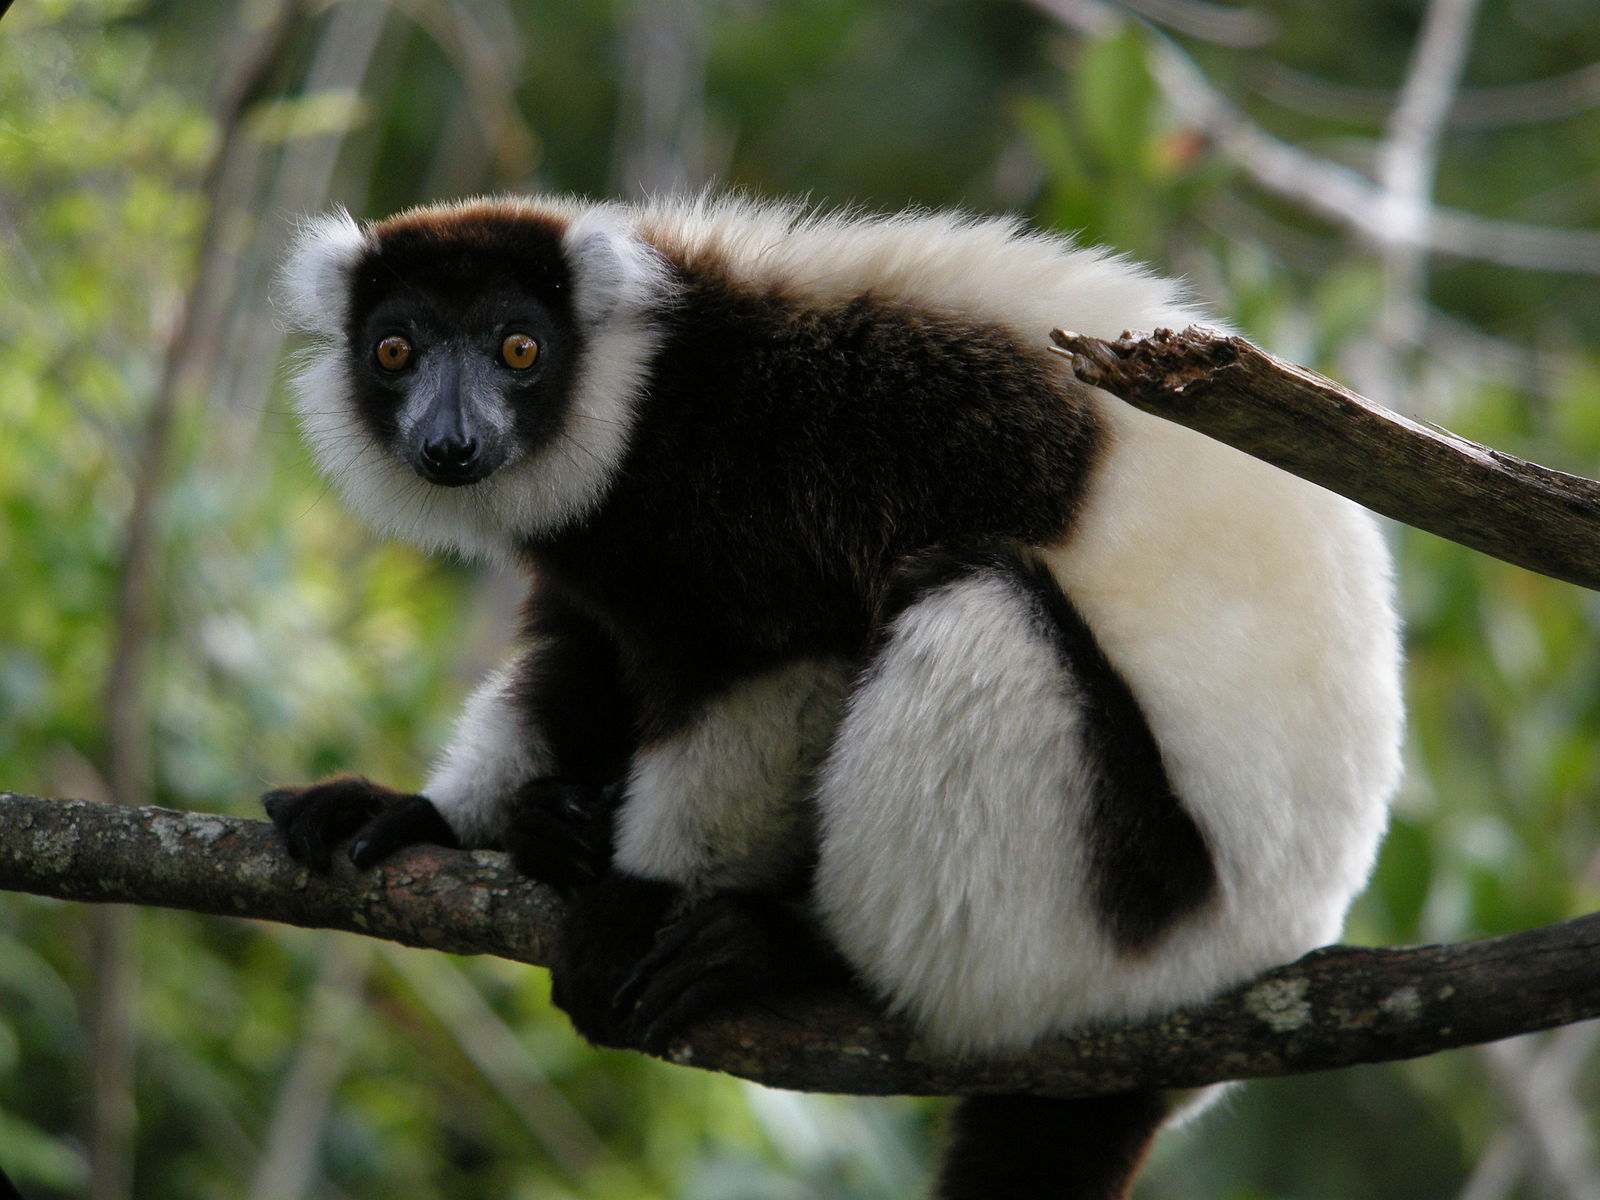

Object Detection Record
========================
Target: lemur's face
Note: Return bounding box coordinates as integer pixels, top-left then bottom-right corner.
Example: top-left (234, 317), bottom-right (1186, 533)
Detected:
top-left (283, 201), bottom-right (663, 556)
top-left (343, 218), bottom-right (581, 489)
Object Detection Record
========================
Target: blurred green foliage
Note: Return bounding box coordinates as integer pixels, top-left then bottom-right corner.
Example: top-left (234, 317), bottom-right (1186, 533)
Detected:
top-left (3, 0), bottom-right (1600, 1197)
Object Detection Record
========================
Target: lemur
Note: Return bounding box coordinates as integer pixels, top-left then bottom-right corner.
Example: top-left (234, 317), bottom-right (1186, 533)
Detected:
top-left (265, 194), bottom-right (1403, 1199)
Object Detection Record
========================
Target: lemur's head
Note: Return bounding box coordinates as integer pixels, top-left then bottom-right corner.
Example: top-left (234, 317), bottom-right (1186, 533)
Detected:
top-left (280, 200), bottom-right (667, 558)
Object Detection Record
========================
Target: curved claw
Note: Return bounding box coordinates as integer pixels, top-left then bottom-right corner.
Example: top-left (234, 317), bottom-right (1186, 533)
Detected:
top-left (603, 893), bottom-right (847, 1055)
top-left (611, 900), bottom-right (741, 1014)
top-left (349, 795), bottom-right (458, 867)
top-left (629, 961), bottom-right (756, 1055)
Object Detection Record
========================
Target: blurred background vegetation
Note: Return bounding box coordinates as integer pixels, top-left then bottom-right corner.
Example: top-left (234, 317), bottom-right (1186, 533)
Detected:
top-left (3, 0), bottom-right (1600, 1196)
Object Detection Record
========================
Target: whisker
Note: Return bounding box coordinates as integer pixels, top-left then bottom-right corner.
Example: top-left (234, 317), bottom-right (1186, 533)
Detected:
top-left (565, 411), bottom-right (631, 431)
top-left (291, 475), bottom-right (342, 524)
top-left (553, 429), bottom-right (607, 470)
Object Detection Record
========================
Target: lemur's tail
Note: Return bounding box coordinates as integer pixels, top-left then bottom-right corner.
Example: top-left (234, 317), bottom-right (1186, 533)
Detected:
top-left (935, 1091), bottom-right (1167, 1200)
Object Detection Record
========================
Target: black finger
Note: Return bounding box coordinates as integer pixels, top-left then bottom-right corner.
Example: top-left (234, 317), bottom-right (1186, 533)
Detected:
top-left (621, 923), bottom-right (745, 1029)
top-left (506, 803), bottom-right (612, 892)
top-left (349, 795), bottom-right (457, 868)
top-left (260, 787), bottom-right (301, 825)
top-left (630, 963), bottom-right (753, 1055)
top-left (612, 901), bottom-right (738, 1013)
top-left (263, 778), bottom-right (383, 872)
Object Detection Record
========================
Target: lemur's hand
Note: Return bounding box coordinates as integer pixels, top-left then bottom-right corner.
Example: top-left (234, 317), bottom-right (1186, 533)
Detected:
top-left (262, 775), bottom-right (458, 872)
top-left (504, 778), bottom-right (624, 897)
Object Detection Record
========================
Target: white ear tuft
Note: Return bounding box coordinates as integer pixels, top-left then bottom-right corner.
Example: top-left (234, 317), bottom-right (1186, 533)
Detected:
top-left (561, 208), bottom-right (670, 327)
top-left (278, 209), bottom-right (367, 337)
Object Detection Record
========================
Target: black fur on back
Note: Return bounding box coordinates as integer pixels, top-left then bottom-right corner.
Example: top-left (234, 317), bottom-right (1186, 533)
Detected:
top-left (530, 259), bottom-right (1103, 743)
top-left (1035, 561), bottom-right (1219, 949)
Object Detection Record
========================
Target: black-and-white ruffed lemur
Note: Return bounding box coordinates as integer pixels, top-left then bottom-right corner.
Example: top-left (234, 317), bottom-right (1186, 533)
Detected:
top-left (264, 194), bottom-right (1403, 1199)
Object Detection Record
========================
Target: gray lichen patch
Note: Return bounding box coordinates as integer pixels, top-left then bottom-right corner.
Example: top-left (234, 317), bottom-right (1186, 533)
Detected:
top-left (151, 814), bottom-right (192, 857)
top-left (1245, 978), bottom-right (1313, 1032)
top-left (28, 823), bottom-right (79, 875)
top-left (186, 816), bottom-right (229, 843)
top-left (1379, 985), bottom-right (1424, 1018)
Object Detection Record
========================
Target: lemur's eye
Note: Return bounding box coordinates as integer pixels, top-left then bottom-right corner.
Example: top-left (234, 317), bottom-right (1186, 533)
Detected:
top-left (500, 333), bottom-right (540, 370)
top-left (374, 335), bottom-right (412, 372)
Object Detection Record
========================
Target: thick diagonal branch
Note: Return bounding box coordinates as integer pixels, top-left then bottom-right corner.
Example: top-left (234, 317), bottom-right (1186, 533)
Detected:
top-left (3, 791), bottom-right (1597, 1098)
top-left (1053, 325), bottom-right (1600, 592)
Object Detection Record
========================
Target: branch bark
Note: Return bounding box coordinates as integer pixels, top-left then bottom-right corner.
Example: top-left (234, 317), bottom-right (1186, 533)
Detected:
top-left (1052, 325), bottom-right (1600, 592)
top-left (3, 791), bottom-right (1598, 1099)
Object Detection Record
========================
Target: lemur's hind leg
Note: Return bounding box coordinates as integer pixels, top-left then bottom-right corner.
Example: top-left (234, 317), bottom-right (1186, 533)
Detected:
top-left (813, 543), bottom-right (1216, 1199)
top-left (546, 658), bottom-right (856, 1053)
top-left (815, 541), bottom-right (1216, 1048)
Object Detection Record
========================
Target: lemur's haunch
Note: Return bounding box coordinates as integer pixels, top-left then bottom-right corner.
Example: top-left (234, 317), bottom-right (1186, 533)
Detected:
top-left (266, 194), bottom-right (1403, 1199)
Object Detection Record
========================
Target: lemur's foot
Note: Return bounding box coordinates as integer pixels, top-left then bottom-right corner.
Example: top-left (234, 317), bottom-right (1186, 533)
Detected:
top-left (550, 875), bottom-right (851, 1055)
top-left (548, 872), bottom-right (680, 1050)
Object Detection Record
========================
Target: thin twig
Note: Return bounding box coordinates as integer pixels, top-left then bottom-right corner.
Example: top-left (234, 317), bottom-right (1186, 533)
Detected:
top-left (1479, 1028), bottom-right (1600, 1200)
top-left (1028, 0), bottom-right (1600, 275)
top-left (1373, 0), bottom-right (1482, 364)
top-left (381, 947), bottom-right (617, 1179)
top-left (1113, 0), bottom-right (1274, 47)
top-left (389, 0), bottom-right (538, 183)
top-left (1250, 59), bottom-right (1600, 130)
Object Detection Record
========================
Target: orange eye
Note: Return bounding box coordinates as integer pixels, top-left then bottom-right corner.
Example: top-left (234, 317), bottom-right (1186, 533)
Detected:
top-left (501, 333), bottom-right (539, 370)
top-left (374, 335), bottom-right (412, 371)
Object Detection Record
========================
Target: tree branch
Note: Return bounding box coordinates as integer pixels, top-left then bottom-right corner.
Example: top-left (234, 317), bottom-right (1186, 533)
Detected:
top-left (3, 791), bottom-right (1597, 1099)
top-left (1052, 325), bottom-right (1600, 592)
top-left (1031, 0), bottom-right (1600, 275)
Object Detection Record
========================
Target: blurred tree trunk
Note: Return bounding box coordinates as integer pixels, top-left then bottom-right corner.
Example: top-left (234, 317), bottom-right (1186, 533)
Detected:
top-left (89, 6), bottom-right (304, 1195)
